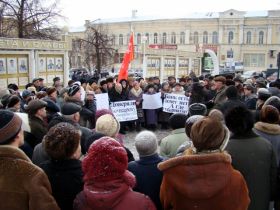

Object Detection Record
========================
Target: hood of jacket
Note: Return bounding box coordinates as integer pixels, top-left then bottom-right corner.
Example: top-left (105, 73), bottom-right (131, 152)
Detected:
top-left (254, 121), bottom-right (280, 135)
top-left (158, 152), bottom-right (233, 199)
top-left (83, 170), bottom-right (135, 209)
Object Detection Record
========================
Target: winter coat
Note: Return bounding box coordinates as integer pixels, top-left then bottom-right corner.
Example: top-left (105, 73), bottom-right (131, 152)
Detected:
top-left (108, 84), bottom-right (129, 102)
top-left (160, 128), bottom-right (189, 158)
top-left (158, 152), bottom-right (250, 210)
top-left (128, 154), bottom-right (164, 210)
top-left (244, 94), bottom-right (257, 110)
top-left (0, 146), bottom-right (60, 210)
top-left (213, 85), bottom-right (227, 106)
top-left (28, 115), bottom-right (48, 147)
top-left (226, 131), bottom-right (278, 210)
top-left (65, 96), bottom-right (96, 129)
top-left (144, 91), bottom-right (158, 125)
top-left (254, 122), bottom-right (280, 165)
top-left (219, 97), bottom-right (246, 114)
top-left (40, 159), bottom-right (84, 210)
top-left (73, 172), bottom-right (156, 210)
top-left (128, 88), bottom-right (144, 121)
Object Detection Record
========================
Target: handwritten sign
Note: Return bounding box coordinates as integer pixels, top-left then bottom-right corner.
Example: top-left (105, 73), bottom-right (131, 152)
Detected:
top-left (142, 92), bottom-right (162, 109)
top-left (163, 94), bottom-right (189, 114)
top-left (95, 93), bottom-right (109, 110)
top-left (110, 100), bottom-right (138, 122)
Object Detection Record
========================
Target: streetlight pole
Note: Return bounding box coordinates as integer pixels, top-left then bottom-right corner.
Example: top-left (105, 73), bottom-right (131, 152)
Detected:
top-left (142, 36), bottom-right (147, 79)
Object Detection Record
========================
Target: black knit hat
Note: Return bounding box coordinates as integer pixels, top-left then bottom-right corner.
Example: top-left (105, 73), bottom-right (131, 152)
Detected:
top-left (100, 80), bottom-right (107, 86)
top-left (0, 110), bottom-right (22, 144)
top-left (68, 84), bottom-right (80, 97)
top-left (169, 113), bottom-right (188, 129)
top-left (61, 102), bottom-right (82, 115)
top-left (189, 103), bottom-right (207, 116)
top-left (42, 98), bottom-right (60, 113)
top-left (7, 95), bottom-right (21, 108)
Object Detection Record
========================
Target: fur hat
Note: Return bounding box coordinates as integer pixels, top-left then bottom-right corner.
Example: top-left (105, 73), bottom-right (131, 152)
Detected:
top-left (185, 115), bottom-right (204, 137)
top-left (191, 117), bottom-right (230, 153)
top-left (214, 76), bottom-right (226, 84)
top-left (95, 109), bottom-right (114, 121)
top-left (25, 99), bottom-right (47, 115)
top-left (68, 84), bottom-right (80, 97)
top-left (135, 131), bottom-right (158, 157)
top-left (208, 109), bottom-right (224, 123)
top-left (264, 96), bottom-right (280, 112)
top-left (189, 103), bottom-right (207, 116)
top-left (7, 95), bottom-right (20, 108)
top-left (61, 102), bottom-right (82, 115)
top-left (83, 137), bottom-right (128, 182)
top-left (257, 88), bottom-right (271, 101)
top-left (46, 87), bottom-right (57, 96)
top-left (260, 105), bottom-right (279, 124)
top-left (225, 85), bottom-right (238, 99)
top-left (96, 114), bottom-right (120, 137)
top-left (0, 110), bottom-right (22, 144)
top-left (44, 122), bottom-right (81, 160)
top-left (169, 113), bottom-right (188, 129)
top-left (42, 98), bottom-right (60, 113)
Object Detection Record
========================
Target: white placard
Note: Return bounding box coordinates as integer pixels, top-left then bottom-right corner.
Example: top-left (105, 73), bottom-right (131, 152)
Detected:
top-left (7, 77), bottom-right (18, 85)
top-left (142, 92), bottom-right (162, 109)
top-left (0, 58), bottom-right (6, 74)
top-left (110, 100), bottom-right (138, 122)
top-left (7, 57), bottom-right (17, 74)
top-left (163, 94), bottom-right (189, 114)
top-left (18, 57), bottom-right (28, 73)
top-left (18, 77), bottom-right (29, 86)
top-left (95, 93), bottom-right (109, 110)
top-left (0, 78), bottom-right (7, 89)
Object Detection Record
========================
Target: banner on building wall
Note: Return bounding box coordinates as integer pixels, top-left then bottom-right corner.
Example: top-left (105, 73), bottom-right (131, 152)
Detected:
top-left (163, 94), bottom-right (189, 114)
top-left (95, 93), bottom-right (109, 110)
top-left (142, 92), bottom-right (162, 109)
top-left (110, 100), bottom-right (138, 122)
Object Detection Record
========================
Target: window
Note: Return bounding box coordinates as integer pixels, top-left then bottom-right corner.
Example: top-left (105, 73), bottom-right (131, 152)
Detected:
top-left (154, 33), bottom-right (158, 44)
top-left (180, 32), bottom-right (185, 44)
top-left (212, 31), bottom-right (218, 44)
top-left (137, 33), bottom-right (141, 45)
top-left (259, 31), bottom-right (264, 44)
top-left (246, 31), bottom-right (251, 44)
top-left (194, 31), bottom-right (199, 44)
top-left (203, 31), bottom-right (208, 44)
top-left (171, 32), bottom-right (176, 44)
top-left (119, 34), bottom-right (123, 45)
top-left (228, 31), bottom-right (234, 44)
top-left (162, 32), bottom-right (167, 45)
top-left (145, 33), bottom-right (149, 44)
top-left (244, 54), bottom-right (265, 67)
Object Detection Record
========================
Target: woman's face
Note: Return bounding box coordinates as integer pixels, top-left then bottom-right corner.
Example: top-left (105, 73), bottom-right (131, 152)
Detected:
top-left (134, 81), bottom-right (140, 90)
top-left (121, 81), bottom-right (127, 88)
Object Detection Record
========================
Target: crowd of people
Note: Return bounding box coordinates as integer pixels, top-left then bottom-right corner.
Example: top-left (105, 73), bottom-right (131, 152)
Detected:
top-left (0, 71), bottom-right (280, 210)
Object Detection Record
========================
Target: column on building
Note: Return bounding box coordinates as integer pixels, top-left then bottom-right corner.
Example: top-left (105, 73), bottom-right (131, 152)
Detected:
top-left (175, 56), bottom-right (179, 79)
top-left (64, 51), bottom-right (69, 87)
top-left (218, 25), bottom-right (223, 44)
top-left (267, 25), bottom-right (272, 44)
top-left (160, 56), bottom-right (164, 82)
top-left (30, 50), bottom-right (36, 81)
top-left (185, 29), bottom-right (190, 44)
top-left (239, 25), bottom-right (244, 44)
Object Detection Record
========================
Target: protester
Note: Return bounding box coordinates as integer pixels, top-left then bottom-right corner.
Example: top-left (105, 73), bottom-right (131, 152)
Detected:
top-left (158, 117), bottom-right (250, 210)
top-left (160, 113), bottom-right (189, 158)
top-left (40, 122), bottom-right (83, 210)
top-left (211, 76), bottom-right (227, 107)
top-left (0, 110), bottom-right (60, 210)
top-left (253, 105), bottom-right (280, 164)
top-left (158, 82), bottom-right (172, 129)
top-left (243, 84), bottom-right (257, 110)
top-left (7, 95), bottom-right (21, 112)
top-left (144, 84), bottom-right (158, 130)
top-left (172, 83), bottom-right (185, 95)
top-left (225, 106), bottom-right (277, 210)
top-left (73, 137), bottom-right (156, 210)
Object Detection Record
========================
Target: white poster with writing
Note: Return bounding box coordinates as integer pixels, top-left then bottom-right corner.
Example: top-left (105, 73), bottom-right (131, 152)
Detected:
top-left (95, 93), bottom-right (109, 110)
top-left (163, 94), bottom-right (189, 114)
top-left (110, 100), bottom-right (138, 122)
top-left (142, 92), bottom-right (162, 109)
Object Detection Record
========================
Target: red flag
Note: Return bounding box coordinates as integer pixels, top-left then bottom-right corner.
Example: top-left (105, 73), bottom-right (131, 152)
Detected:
top-left (118, 33), bottom-right (134, 82)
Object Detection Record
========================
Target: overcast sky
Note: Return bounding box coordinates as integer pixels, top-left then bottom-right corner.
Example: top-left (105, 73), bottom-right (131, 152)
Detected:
top-left (59, 0), bottom-right (280, 28)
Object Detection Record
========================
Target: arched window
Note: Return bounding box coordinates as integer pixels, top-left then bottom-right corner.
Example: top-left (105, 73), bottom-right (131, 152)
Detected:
top-left (259, 31), bottom-right (264, 44)
top-left (137, 33), bottom-right (141, 45)
top-left (119, 34), bottom-right (123, 45)
top-left (171, 32), bottom-right (176, 44)
top-left (154, 33), bottom-right (158, 44)
top-left (194, 31), bottom-right (199, 44)
top-left (246, 31), bottom-right (251, 44)
top-left (162, 32), bottom-right (167, 45)
top-left (203, 31), bottom-right (208, 44)
top-left (145, 33), bottom-right (149, 44)
top-left (180, 32), bottom-right (185, 44)
top-left (212, 31), bottom-right (218, 44)
top-left (228, 31), bottom-right (234, 44)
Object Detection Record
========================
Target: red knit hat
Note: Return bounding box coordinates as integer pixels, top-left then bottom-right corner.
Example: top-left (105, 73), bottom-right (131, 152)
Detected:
top-left (82, 137), bottom-right (128, 182)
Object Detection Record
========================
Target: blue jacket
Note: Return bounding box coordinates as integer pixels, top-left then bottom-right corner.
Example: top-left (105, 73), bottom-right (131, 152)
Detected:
top-left (128, 154), bottom-right (164, 210)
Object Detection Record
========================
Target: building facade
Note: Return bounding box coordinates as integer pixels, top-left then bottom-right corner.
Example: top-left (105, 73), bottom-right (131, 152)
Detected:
top-left (71, 9), bottom-right (280, 79)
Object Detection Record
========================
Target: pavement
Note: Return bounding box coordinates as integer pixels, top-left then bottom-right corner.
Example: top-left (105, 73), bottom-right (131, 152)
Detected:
top-left (122, 128), bottom-right (172, 159)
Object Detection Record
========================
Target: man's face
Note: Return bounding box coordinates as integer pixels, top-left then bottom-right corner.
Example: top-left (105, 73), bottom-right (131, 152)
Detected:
top-left (38, 107), bottom-right (47, 118)
top-left (213, 81), bottom-right (223, 90)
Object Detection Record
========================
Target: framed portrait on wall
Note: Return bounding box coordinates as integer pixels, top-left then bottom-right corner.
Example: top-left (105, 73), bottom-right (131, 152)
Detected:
top-left (18, 58), bottom-right (28, 73)
top-left (0, 78), bottom-right (7, 89)
top-left (0, 58), bottom-right (6, 74)
top-left (47, 58), bottom-right (55, 71)
top-left (55, 58), bottom-right (63, 71)
top-left (7, 58), bottom-right (17, 74)
top-left (39, 57), bottom-right (46, 72)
